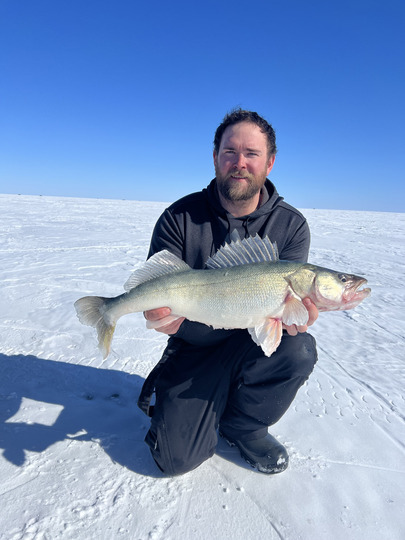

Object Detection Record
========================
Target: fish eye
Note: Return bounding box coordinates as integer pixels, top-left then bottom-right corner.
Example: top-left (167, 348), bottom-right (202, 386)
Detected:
top-left (338, 273), bottom-right (348, 283)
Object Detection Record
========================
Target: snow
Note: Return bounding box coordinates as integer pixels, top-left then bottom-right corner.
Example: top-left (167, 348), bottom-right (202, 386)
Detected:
top-left (0, 193), bottom-right (404, 540)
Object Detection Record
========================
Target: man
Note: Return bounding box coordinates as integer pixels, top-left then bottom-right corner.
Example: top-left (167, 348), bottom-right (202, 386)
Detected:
top-left (138, 109), bottom-right (318, 475)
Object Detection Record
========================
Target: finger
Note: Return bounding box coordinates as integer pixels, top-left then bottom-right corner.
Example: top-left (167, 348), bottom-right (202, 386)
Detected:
top-left (144, 307), bottom-right (171, 321)
top-left (146, 314), bottom-right (181, 329)
top-left (296, 325), bottom-right (308, 333)
top-left (283, 324), bottom-right (298, 336)
top-left (155, 317), bottom-right (185, 335)
top-left (303, 298), bottom-right (319, 326)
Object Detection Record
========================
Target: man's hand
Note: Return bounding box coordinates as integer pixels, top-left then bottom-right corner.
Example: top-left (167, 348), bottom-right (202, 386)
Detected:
top-left (144, 307), bottom-right (185, 335)
top-left (283, 298), bottom-right (318, 336)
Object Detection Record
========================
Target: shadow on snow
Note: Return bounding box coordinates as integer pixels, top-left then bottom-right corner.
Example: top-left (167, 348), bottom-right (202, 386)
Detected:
top-left (0, 353), bottom-right (163, 477)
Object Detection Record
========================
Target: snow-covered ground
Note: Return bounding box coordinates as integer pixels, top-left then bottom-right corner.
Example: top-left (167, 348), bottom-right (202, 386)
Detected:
top-left (0, 193), bottom-right (404, 540)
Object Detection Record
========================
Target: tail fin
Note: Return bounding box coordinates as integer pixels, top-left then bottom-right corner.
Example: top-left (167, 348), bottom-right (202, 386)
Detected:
top-left (74, 296), bottom-right (116, 359)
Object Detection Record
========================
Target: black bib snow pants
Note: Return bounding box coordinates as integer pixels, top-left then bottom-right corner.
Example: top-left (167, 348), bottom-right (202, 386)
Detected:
top-left (138, 330), bottom-right (317, 475)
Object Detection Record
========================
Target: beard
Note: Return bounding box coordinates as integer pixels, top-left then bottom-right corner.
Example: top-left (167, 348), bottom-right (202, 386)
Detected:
top-left (215, 165), bottom-right (268, 202)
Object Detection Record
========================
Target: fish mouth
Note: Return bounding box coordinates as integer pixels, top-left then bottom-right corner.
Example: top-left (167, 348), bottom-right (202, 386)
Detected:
top-left (343, 278), bottom-right (371, 308)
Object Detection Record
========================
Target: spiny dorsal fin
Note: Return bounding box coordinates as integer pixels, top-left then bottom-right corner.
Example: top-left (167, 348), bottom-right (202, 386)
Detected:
top-left (206, 235), bottom-right (279, 269)
top-left (124, 250), bottom-right (190, 291)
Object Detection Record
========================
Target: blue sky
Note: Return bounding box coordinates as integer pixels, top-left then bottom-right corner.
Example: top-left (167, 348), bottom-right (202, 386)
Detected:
top-left (0, 0), bottom-right (404, 212)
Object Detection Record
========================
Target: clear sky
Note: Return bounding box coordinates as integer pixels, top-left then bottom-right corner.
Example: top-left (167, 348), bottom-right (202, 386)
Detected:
top-left (0, 0), bottom-right (404, 212)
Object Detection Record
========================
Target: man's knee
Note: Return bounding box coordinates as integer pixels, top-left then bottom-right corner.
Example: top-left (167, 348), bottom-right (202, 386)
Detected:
top-left (279, 332), bottom-right (318, 378)
top-left (145, 422), bottom-right (216, 476)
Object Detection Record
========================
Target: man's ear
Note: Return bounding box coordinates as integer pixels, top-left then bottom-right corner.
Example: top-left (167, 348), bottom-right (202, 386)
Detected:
top-left (266, 155), bottom-right (276, 175)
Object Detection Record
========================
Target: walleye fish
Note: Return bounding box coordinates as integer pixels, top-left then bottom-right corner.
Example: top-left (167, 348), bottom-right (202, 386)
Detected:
top-left (74, 235), bottom-right (370, 358)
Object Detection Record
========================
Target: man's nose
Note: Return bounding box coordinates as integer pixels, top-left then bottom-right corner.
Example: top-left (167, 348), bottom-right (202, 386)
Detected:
top-left (235, 153), bottom-right (247, 168)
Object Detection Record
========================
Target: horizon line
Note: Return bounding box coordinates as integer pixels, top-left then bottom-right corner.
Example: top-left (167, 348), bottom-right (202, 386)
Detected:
top-left (0, 192), bottom-right (403, 215)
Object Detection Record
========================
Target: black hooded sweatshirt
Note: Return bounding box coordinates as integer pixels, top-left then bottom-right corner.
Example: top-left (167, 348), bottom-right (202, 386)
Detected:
top-left (147, 178), bottom-right (310, 347)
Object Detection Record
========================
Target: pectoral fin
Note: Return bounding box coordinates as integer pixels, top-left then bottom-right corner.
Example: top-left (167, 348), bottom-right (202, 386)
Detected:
top-left (282, 292), bottom-right (309, 327)
top-left (248, 318), bottom-right (283, 357)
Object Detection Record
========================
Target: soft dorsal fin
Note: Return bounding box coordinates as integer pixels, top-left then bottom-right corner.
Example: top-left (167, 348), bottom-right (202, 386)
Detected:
top-left (206, 235), bottom-right (279, 269)
top-left (124, 250), bottom-right (190, 291)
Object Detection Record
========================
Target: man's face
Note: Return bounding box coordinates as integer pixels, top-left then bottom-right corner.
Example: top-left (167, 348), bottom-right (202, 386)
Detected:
top-left (213, 121), bottom-right (275, 202)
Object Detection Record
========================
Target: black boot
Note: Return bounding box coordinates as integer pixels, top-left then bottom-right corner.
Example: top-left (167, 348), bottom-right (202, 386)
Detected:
top-left (219, 431), bottom-right (289, 474)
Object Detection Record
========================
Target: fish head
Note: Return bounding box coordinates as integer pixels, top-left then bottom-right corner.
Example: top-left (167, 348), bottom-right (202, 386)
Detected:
top-left (312, 270), bottom-right (371, 311)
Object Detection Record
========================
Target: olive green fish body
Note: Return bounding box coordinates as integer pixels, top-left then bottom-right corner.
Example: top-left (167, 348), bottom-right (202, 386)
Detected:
top-left (74, 236), bottom-right (370, 358)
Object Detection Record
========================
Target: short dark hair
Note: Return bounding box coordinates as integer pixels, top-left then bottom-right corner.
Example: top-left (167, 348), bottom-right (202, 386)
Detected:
top-left (213, 108), bottom-right (277, 157)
